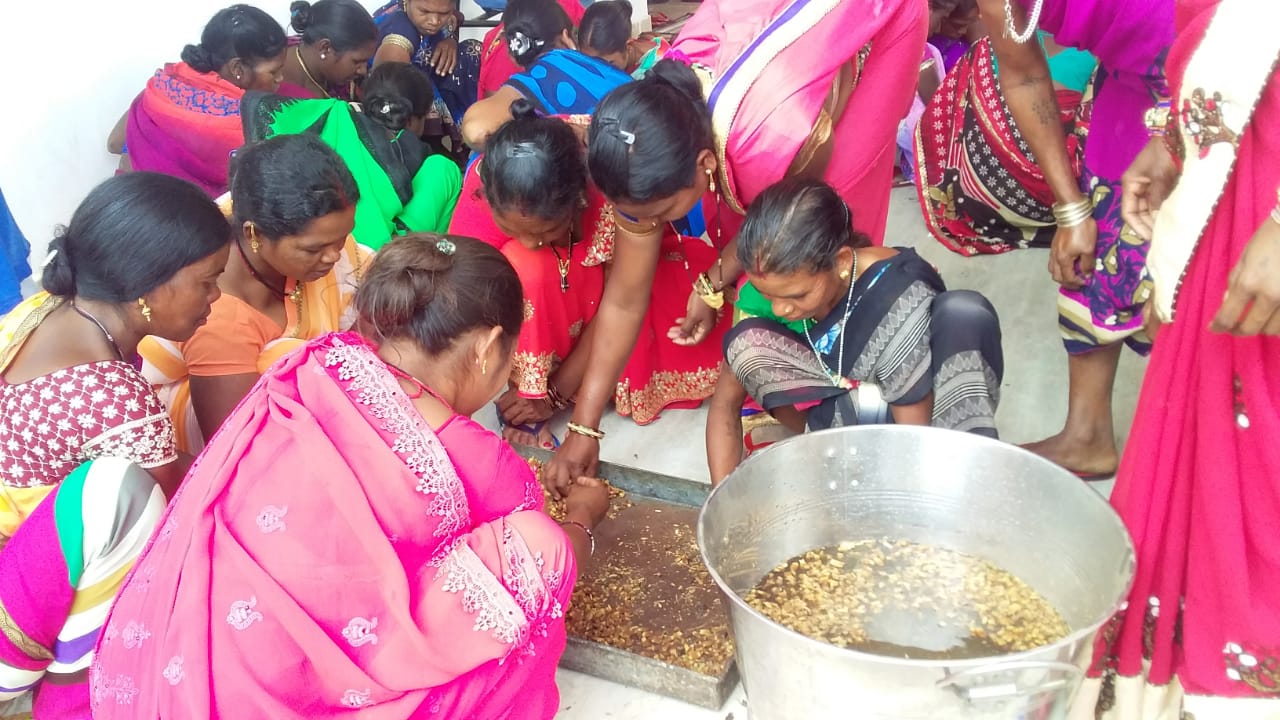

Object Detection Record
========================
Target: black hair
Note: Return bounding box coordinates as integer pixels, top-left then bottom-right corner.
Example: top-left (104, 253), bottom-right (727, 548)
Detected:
top-left (736, 178), bottom-right (871, 276)
top-left (363, 62), bottom-right (435, 132)
top-left (43, 173), bottom-right (230, 301)
top-left (578, 0), bottom-right (632, 56)
top-left (355, 234), bottom-right (524, 355)
top-left (502, 0), bottom-right (573, 68)
top-left (480, 99), bottom-right (585, 220)
top-left (290, 0), bottom-right (378, 53)
top-left (587, 59), bottom-right (713, 203)
top-left (229, 134), bottom-right (360, 240)
top-left (181, 4), bottom-right (286, 73)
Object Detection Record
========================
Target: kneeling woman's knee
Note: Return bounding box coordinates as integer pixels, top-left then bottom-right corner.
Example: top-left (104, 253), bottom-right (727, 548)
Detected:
top-left (932, 290), bottom-right (999, 329)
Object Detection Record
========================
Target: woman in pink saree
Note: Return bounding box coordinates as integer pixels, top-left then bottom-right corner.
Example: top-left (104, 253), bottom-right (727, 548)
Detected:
top-left (541, 0), bottom-right (927, 492)
top-left (91, 235), bottom-right (609, 719)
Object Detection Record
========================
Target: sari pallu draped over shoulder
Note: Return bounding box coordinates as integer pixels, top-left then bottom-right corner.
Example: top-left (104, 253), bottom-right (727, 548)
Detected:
top-left (92, 333), bottom-right (575, 719)
top-left (671, 0), bottom-right (926, 244)
top-left (125, 63), bottom-right (246, 197)
top-left (242, 92), bottom-right (462, 250)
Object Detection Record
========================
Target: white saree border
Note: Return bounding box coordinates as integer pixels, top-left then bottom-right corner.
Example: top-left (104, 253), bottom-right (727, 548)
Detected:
top-left (1147, 0), bottom-right (1280, 323)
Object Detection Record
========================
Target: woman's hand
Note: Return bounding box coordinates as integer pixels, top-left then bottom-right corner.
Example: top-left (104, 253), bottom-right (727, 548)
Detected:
top-left (564, 476), bottom-right (610, 529)
top-left (669, 291), bottom-right (718, 346)
top-left (1121, 137), bottom-right (1181, 241)
top-left (496, 388), bottom-right (554, 426)
top-left (1048, 218), bottom-right (1098, 290)
top-left (431, 38), bottom-right (459, 76)
top-left (543, 432), bottom-right (600, 499)
top-left (1211, 216), bottom-right (1280, 335)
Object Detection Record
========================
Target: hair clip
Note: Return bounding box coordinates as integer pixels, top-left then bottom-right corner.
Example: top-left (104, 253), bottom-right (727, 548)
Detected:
top-left (506, 141), bottom-right (541, 158)
top-left (507, 31), bottom-right (545, 57)
top-left (41, 249), bottom-right (60, 268)
top-left (598, 118), bottom-right (635, 145)
top-left (435, 238), bottom-right (456, 255)
top-left (380, 102), bottom-right (391, 114)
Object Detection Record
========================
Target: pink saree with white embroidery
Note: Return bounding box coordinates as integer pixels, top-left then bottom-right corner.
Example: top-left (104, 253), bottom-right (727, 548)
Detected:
top-left (90, 332), bottom-right (575, 719)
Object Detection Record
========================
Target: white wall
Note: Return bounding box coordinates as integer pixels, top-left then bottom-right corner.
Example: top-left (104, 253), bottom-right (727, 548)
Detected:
top-left (0, 0), bottom-right (644, 270)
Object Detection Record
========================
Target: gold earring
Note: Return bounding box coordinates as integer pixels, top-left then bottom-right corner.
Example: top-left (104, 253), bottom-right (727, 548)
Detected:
top-left (247, 225), bottom-right (260, 254)
top-left (481, 357), bottom-right (488, 375)
top-left (706, 168), bottom-right (716, 194)
top-left (138, 298), bottom-right (153, 323)
top-left (839, 268), bottom-right (850, 280)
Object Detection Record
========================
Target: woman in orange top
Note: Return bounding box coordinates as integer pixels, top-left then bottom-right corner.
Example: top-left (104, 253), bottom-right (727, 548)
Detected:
top-left (140, 134), bottom-right (368, 452)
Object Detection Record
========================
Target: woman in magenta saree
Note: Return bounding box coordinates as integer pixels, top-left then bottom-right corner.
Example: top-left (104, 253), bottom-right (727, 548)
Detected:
top-left (121, 5), bottom-right (286, 197)
top-left (1069, 0), bottom-right (1280, 716)
top-left (91, 236), bottom-right (608, 719)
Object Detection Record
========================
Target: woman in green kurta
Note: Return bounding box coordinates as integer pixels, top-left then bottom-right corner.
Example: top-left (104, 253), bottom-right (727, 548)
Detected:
top-left (243, 62), bottom-right (461, 250)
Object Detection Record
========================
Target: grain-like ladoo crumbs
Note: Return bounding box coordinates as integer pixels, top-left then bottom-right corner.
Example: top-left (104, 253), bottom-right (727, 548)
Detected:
top-left (745, 539), bottom-right (1070, 659)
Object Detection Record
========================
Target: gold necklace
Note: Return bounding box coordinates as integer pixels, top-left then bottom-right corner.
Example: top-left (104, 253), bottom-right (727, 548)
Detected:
top-left (295, 46), bottom-right (332, 99)
top-left (548, 229), bottom-right (576, 293)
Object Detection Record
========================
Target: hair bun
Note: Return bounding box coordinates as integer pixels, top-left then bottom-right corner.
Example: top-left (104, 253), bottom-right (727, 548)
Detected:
top-left (508, 97), bottom-right (540, 122)
top-left (290, 0), bottom-right (313, 32)
top-left (41, 231), bottom-right (77, 297)
top-left (365, 93), bottom-right (414, 132)
top-left (505, 28), bottom-right (546, 65)
top-left (180, 43), bottom-right (218, 73)
top-left (647, 59), bottom-right (704, 104)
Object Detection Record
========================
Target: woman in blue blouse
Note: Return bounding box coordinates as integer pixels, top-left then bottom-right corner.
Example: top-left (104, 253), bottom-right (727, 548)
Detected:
top-left (461, 0), bottom-right (631, 150)
top-left (371, 0), bottom-right (481, 128)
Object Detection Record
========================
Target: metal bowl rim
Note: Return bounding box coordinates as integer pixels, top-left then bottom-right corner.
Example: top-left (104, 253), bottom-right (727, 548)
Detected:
top-left (696, 425), bottom-right (1138, 668)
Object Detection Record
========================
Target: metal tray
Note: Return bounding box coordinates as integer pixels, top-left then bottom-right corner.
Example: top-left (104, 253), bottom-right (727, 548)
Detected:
top-left (517, 446), bottom-right (739, 710)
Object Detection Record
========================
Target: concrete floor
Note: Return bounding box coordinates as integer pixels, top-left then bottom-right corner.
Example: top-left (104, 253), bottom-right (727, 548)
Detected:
top-left (474, 186), bottom-right (1154, 718)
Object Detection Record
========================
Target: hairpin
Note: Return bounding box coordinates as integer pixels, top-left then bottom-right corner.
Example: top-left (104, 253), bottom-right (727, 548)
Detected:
top-left (41, 249), bottom-right (60, 268)
top-left (598, 118), bottom-right (635, 145)
top-left (506, 141), bottom-right (541, 158)
top-left (435, 238), bottom-right (456, 255)
top-left (380, 102), bottom-right (391, 114)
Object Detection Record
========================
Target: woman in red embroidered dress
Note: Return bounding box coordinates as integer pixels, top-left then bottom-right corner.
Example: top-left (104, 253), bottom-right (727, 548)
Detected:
top-left (0, 173), bottom-right (231, 719)
top-left (92, 236), bottom-right (609, 719)
top-left (448, 104), bottom-right (725, 449)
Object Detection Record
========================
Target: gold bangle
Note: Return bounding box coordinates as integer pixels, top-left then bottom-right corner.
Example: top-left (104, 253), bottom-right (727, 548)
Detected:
top-left (1052, 199), bottom-right (1093, 228)
top-left (382, 34), bottom-right (416, 55)
top-left (694, 272), bottom-right (725, 310)
top-left (566, 421), bottom-right (605, 440)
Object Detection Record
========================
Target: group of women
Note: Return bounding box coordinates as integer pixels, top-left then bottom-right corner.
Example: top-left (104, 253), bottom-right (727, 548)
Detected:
top-left (0, 0), bottom-right (1275, 718)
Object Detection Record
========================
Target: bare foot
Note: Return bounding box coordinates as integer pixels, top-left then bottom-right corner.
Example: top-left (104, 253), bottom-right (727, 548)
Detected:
top-left (1021, 431), bottom-right (1119, 478)
top-left (501, 423), bottom-right (558, 450)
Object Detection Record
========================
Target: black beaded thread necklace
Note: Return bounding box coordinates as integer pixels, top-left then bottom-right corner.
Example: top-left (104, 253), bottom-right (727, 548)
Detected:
top-left (235, 237), bottom-right (304, 323)
top-left (70, 301), bottom-right (126, 361)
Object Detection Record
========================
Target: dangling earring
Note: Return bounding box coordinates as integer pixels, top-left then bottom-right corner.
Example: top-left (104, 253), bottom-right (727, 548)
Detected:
top-left (706, 168), bottom-right (716, 194)
top-left (247, 225), bottom-right (260, 254)
top-left (481, 357), bottom-right (488, 375)
top-left (138, 298), bottom-right (153, 323)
